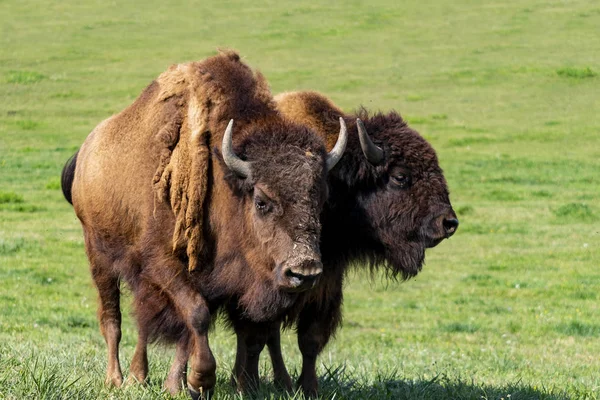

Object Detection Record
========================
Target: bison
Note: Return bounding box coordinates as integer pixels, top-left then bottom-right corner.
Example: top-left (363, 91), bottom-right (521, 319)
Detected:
top-left (132, 90), bottom-right (459, 397)
top-left (61, 52), bottom-right (348, 396)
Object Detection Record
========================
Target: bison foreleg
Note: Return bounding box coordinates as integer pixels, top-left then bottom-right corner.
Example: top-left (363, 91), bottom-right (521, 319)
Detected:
top-left (266, 324), bottom-right (293, 392)
top-left (233, 321), bottom-right (292, 393)
top-left (231, 321), bottom-right (269, 393)
top-left (187, 333), bottom-right (216, 399)
top-left (176, 297), bottom-right (215, 397)
top-left (296, 292), bottom-right (343, 397)
top-left (231, 328), bottom-right (247, 389)
top-left (164, 330), bottom-right (191, 395)
top-left (142, 263), bottom-right (216, 397)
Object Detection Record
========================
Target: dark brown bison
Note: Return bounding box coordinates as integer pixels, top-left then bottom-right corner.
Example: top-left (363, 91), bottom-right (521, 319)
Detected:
top-left (139, 90), bottom-right (459, 397)
top-left (61, 53), bottom-right (348, 396)
top-left (230, 90), bottom-right (459, 395)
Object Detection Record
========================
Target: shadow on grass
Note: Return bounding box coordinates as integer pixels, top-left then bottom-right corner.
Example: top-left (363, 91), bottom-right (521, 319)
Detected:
top-left (234, 367), bottom-right (573, 400)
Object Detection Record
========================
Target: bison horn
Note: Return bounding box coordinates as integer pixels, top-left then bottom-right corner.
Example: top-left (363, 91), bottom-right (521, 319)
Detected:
top-left (222, 119), bottom-right (252, 179)
top-left (325, 117), bottom-right (348, 171)
top-left (357, 118), bottom-right (384, 165)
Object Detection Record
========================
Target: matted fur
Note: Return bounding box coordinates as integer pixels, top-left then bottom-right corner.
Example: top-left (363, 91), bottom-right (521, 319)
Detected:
top-left (151, 52), bottom-right (274, 271)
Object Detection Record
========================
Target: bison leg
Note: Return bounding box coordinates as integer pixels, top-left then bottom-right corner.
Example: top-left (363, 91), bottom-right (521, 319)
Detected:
top-left (266, 324), bottom-right (293, 392)
top-left (233, 321), bottom-right (293, 393)
top-left (164, 330), bottom-right (191, 395)
top-left (173, 295), bottom-right (215, 397)
top-left (187, 333), bottom-right (216, 399)
top-left (231, 327), bottom-right (247, 389)
top-left (231, 321), bottom-right (268, 393)
top-left (142, 260), bottom-right (216, 396)
top-left (90, 257), bottom-right (123, 387)
top-left (128, 328), bottom-right (149, 385)
top-left (296, 291), bottom-right (343, 397)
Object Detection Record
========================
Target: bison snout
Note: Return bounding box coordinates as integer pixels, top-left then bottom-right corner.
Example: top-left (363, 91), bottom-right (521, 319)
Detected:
top-left (425, 209), bottom-right (459, 247)
top-left (443, 217), bottom-right (459, 238)
top-left (278, 260), bottom-right (323, 292)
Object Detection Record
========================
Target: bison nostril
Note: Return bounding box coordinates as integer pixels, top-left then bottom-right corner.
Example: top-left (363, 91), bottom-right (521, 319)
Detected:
top-left (443, 217), bottom-right (459, 237)
top-left (284, 266), bottom-right (322, 287)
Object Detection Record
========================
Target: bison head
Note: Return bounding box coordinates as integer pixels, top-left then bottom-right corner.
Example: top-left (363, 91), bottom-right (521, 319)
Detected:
top-left (220, 118), bottom-right (347, 292)
top-left (337, 111), bottom-right (458, 279)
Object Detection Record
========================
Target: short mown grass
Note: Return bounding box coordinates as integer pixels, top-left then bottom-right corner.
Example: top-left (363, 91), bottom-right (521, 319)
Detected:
top-left (1, 0), bottom-right (599, 399)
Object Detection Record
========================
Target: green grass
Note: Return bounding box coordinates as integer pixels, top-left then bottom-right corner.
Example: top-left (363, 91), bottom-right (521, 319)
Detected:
top-left (0, 192), bottom-right (25, 204)
top-left (556, 67), bottom-right (597, 79)
top-left (4, 70), bottom-right (47, 84)
top-left (1, 0), bottom-right (599, 399)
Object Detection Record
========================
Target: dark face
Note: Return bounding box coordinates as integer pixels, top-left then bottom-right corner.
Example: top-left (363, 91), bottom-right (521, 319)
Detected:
top-left (223, 125), bottom-right (329, 292)
top-left (353, 114), bottom-right (458, 279)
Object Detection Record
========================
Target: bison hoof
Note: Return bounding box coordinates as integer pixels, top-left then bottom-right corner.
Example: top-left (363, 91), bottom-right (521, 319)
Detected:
top-left (164, 377), bottom-right (184, 395)
top-left (187, 383), bottom-right (214, 400)
top-left (274, 373), bottom-right (293, 392)
top-left (125, 373), bottom-right (148, 386)
top-left (297, 375), bottom-right (318, 398)
top-left (187, 371), bottom-right (216, 399)
top-left (104, 374), bottom-right (123, 388)
top-left (233, 377), bottom-right (259, 394)
top-left (187, 384), bottom-right (200, 400)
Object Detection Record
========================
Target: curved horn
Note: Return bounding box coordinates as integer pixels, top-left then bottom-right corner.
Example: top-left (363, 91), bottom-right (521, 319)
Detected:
top-left (325, 117), bottom-right (348, 171)
top-left (222, 119), bottom-right (252, 179)
top-left (357, 118), bottom-right (384, 165)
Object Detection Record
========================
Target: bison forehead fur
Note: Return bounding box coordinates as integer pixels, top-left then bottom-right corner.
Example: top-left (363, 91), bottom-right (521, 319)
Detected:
top-left (229, 121), bottom-right (329, 206)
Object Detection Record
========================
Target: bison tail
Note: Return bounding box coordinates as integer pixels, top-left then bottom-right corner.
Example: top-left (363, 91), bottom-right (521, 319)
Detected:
top-left (61, 150), bottom-right (79, 205)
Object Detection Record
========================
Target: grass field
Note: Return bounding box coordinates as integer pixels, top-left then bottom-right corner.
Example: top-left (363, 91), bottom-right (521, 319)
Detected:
top-left (1, 0), bottom-right (599, 398)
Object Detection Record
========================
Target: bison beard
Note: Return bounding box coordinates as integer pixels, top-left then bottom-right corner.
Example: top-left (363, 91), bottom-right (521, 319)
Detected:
top-left (61, 53), bottom-right (349, 397)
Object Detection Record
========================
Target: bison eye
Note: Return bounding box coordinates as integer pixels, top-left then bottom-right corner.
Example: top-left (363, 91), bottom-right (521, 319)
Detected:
top-left (255, 198), bottom-right (270, 214)
top-left (253, 187), bottom-right (275, 215)
top-left (391, 174), bottom-right (410, 188)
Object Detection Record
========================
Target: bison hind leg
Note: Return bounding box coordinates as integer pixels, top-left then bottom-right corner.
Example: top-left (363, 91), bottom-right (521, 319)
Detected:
top-left (84, 231), bottom-right (128, 387)
top-left (90, 259), bottom-right (124, 387)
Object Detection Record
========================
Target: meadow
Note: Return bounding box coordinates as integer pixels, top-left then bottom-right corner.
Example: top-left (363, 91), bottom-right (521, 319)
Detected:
top-left (1, 0), bottom-right (599, 398)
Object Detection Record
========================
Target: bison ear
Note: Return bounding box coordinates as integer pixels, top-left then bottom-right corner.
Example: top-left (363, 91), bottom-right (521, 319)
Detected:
top-left (212, 147), bottom-right (254, 195)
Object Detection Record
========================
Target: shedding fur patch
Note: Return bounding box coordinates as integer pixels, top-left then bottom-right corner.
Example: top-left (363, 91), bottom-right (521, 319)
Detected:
top-left (156, 63), bottom-right (190, 102)
top-left (152, 50), bottom-right (282, 272)
top-left (153, 62), bottom-right (213, 271)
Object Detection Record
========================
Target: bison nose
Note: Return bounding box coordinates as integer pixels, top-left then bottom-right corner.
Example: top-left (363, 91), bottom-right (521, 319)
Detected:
top-left (443, 217), bottom-right (459, 238)
top-left (426, 211), bottom-right (459, 247)
top-left (282, 260), bottom-right (323, 292)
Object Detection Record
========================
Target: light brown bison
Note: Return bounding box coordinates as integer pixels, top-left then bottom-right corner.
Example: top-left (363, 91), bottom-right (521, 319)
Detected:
top-left (61, 53), bottom-right (347, 396)
top-left (134, 90), bottom-right (459, 397)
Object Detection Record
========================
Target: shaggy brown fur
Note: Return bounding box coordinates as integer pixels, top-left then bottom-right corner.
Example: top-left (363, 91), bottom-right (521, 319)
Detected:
top-left (62, 52), bottom-right (339, 396)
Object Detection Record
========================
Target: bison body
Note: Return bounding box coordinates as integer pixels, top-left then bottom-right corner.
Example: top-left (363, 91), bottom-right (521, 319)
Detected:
top-left (63, 53), bottom-right (346, 396)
